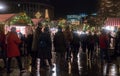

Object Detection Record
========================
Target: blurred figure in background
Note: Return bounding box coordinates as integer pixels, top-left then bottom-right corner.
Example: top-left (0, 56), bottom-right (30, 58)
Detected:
top-left (26, 26), bottom-right (33, 56)
top-left (114, 28), bottom-right (120, 57)
top-left (93, 31), bottom-right (99, 53)
top-left (0, 29), bottom-right (7, 69)
top-left (71, 29), bottom-right (80, 62)
top-left (99, 29), bottom-right (110, 63)
top-left (31, 23), bottom-right (43, 72)
top-left (86, 31), bottom-right (95, 60)
top-left (38, 26), bottom-right (53, 69)
top-left (80, 31), bottom-right (87, 54)
top-left (63, 25), bottom-right (73, 61)
top-left (17, 31), bottom-right (26, 56)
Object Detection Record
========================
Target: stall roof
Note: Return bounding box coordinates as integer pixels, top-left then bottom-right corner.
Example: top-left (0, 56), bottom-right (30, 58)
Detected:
top-left (0, 14), bottom-right (16, 22)
top-left (32, 18), bottom-right (43, 25)
top-left (32, 18), bottom-right (39, 25)
top-left (104, 18), bottom-right (120, 26)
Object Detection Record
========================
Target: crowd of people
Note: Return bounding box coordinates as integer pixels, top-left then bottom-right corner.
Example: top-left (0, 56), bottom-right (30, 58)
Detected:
top-left (0, 23), bottom-right (120, 75)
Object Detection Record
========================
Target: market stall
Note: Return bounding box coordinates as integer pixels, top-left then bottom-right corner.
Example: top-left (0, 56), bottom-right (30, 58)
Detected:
top-left (4, 13), bottom-right (34, 35)
top-left (104, 18), bottom-right (120, 32)
top-left (103, 18), bottom-right (120, 48)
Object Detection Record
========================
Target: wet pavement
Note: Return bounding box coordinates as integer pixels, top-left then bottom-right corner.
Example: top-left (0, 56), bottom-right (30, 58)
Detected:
top-left (0, 51), bottom-right (120, 76)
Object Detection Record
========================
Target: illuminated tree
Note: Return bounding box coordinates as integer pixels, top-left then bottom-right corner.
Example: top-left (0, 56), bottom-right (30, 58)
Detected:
top-left (98, 0), bottom-right (120, 18)
top-left (96, 0), bottom-right (120, 26)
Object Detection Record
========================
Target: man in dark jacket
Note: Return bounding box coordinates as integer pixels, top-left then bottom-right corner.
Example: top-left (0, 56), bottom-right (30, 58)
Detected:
top-left (31, 23), bottom-right (43, 71)
top-left (38, 26), bottom-right (53, 69)
top-left (71, 30), bottom-right (80, 61)
top-left (53, 26), bottom-right (67, 69)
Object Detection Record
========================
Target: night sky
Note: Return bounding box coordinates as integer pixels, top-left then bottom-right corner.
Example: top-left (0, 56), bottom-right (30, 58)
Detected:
top-left (50, 0), bottom-right (99, 18)
top-left (1, 0), bottom-right (98, 18)
top-left (18, 0), bottom-right (98, 17)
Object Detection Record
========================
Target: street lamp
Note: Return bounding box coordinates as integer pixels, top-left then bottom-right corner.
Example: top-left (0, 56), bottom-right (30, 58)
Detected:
top-left (0, 5), bottom-right (4, 10)
top-left (0, 2), bottom-right (7, 12)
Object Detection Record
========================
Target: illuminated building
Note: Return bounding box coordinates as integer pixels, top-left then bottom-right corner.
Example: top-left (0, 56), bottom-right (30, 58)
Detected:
top-left (0, 0), bottom-right (54, 19)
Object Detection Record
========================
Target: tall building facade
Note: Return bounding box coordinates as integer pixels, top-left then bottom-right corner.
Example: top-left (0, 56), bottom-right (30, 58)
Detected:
top-left (0, 0), bottom-right (54, 19)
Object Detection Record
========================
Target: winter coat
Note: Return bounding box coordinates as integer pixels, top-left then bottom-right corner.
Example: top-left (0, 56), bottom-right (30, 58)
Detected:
top-left (0, 32), bottom-right (6, 58)
top-left (0, 32), bottom-right (6, 50)
top-left (7, 32), bottom-right (22, 57)
top-left (26, 34), bottom-right (33, 51)
top-left (32, 27), bottom-right (42, 52)
top-left (53, 31), bottom-right (67, 53)
top-left (87, 34), bottom-right (95, 48)
top-left (63, 29), bottom-right (73, 44)
top-left (38, 32), bottom-right (52, 59)
top-left (99, 34), bottom-right (109, 49)
top-left (71, 32), bottom-right (80, 49)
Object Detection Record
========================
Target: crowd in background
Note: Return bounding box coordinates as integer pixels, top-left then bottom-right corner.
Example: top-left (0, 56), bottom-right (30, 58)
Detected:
top-left (0, 23), bottom-right (120, 74)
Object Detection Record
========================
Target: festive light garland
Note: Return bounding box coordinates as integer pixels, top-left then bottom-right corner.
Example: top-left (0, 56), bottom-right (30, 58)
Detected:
top-left (9, 13), bottom-right (33, 26)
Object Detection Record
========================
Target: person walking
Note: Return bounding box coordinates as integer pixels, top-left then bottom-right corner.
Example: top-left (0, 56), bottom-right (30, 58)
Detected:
top-left (6, 27), bottom-right (25, 73)
top-left (80, 31), bottom-right (87, 54)
top-left (31, 23), bottom-right (43, 72)
top-left (71, 29), bottom-right (80, 62)
top-left (0, 29), bottom-right (7, 69)
top-left (86, 31), bottom-right (95, 60)
top-left (38, 26), bottom-right (53, 69)
top-left (99, 29), bottom-right (110, 63)
top-left (63, 25), bottom-right (73, 61)
top-left (53, 26), bottom-right (67, 70)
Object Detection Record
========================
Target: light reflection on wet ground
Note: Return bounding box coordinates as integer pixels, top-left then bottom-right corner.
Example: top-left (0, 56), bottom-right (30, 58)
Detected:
top-left (0, 52), bottom-right (120, 76)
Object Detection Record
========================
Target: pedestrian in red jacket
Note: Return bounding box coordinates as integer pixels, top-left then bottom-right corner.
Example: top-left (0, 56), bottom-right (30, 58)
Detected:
top-left (6, 27), bottom-right (25, 74)
top-left (99, 29), bottom-right (110, 63)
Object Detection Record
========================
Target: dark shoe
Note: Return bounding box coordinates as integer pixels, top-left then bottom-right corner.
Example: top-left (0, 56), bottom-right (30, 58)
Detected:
top-left (7, 70), bottom-right (13, 74)
top-left (107, 60), bottom-right (112, 63)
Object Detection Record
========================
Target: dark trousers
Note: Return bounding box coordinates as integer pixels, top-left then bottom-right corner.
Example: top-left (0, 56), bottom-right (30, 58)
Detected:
top-left (66, 47), bottom-right (71, 61)
top-left (7, 56), bottom-right (23, 72)
top-left (100, 48), bottom-right (110, 62)
top-left (88, 46), bottom-right (94, 59)
top-left (0, 49), bottom-right (7, 67)
top-left (31, 51), bottom-right (37, 68)
top-left (71, 47), bottom-right (79, 61)
top-left (81, 43), bottom-right (87, 53)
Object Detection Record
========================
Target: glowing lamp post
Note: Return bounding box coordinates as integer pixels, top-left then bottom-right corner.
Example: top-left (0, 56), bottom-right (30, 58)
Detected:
top-left (0, 3), bottom-right (6, 12)
top-left (0, 5), bottom-right (4, 10)
top-left (45, 9), bottom-right (49, 19)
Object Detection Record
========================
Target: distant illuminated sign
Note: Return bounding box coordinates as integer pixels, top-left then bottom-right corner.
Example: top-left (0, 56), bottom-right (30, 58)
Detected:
top-left (80, 13), bottom-right (88, 17)
top-left (35, 12), bottom-right (41, 19)
top-left (91, 13), bottom-right (97, 16)
top-left (67, 15), bottom-right (81, 20)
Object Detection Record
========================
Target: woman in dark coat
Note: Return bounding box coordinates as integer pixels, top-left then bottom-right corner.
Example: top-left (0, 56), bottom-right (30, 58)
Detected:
top-left (38, 26), bottom-right (53, 68)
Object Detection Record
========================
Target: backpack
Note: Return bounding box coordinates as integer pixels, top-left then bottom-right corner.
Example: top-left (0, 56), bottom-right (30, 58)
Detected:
top-left (39, 34), bottom-right (47, 48)
top-left (39, 40), bottom-right (47, 48)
